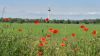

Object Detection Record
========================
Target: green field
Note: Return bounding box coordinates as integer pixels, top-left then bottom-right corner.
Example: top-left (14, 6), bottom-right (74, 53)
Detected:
top-left (0, 23), bottom-right (100, 56)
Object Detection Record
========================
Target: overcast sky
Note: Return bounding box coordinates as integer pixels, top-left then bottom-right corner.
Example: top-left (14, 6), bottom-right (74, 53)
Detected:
top-left (0, 0), bottom-right (100, 20)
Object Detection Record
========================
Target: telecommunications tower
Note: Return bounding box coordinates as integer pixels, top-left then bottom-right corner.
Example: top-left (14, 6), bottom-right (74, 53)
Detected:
top-left (48, 8), bottom-right (51, 19)
top-left (1, 7), bottom-right (6, 19)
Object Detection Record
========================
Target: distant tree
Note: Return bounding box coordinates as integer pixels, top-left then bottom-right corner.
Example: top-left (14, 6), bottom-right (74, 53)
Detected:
top-left (0, 18), bottom-right (3, 22)
top-left (67, 19), bottom-right (71, 24)
top-left (82, 20), bottom-right (89, 24)
top-left (0, 17), bottom-right (100, 24)
top-left (95, 19), bottom-right (100, 24)
top-left (76, 21), bottom-right (80, 24)
top-left (59, 20), bottom-right (64, 23)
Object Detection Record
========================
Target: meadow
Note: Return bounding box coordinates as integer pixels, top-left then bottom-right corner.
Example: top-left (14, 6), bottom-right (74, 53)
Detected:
top-left (0, 23), bottom-right (100, 56)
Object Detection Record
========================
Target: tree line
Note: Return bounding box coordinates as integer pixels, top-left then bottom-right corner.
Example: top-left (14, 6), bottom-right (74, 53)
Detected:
top-left (0, 18), bottom-right (100, 24)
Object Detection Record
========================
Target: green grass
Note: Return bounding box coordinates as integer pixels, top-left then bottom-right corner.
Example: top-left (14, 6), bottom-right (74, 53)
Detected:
top-left (0, 23), bottom-right (100, 56)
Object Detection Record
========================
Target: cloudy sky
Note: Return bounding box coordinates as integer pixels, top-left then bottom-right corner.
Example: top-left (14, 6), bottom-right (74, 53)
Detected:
top-left (0, 0), bottom-right (100, 20)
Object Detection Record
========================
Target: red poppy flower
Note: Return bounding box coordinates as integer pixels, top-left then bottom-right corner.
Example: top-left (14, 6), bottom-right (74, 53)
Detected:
top-left (38, 50), bottom-right (43, 56)
top-left (61, 42), bottom-right (66, 47)
top-left (52, 29), bottom-right (59, 34)
top-left (44, 41), bottom-right (48, 44)
top-left (49, 28), bottom-right (53, 30)
top-left (92, 30), bottom-right (97, 36)
top-left (45, 18), bottom-right (49, 22)
top-left (34, 20), bottom-right (39, 24)
top-left (39, 43), bottom-right (44, 47)
top-left (80, 25), bottom-right (85, 29)
top-left (83, 27), bottom-right (88, 32)
top-left (72, 33), bottom-right (76, 37)
top-left (49, 28), bottom-right (54, 32)
top-left (3, 18), bottom-right (11, 22)
top-left (62, 38), bottom-right (67, 41)
top-left (40, 37), bottom-right (46, 42)
top-left (46, 34), bottom-right (51, 38)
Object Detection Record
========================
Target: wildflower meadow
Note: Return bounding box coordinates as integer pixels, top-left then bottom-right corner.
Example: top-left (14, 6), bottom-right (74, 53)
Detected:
top-left (0, 18), bottom-right (100, 56)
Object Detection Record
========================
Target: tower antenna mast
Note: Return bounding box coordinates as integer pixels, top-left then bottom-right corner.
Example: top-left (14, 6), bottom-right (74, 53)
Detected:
top-left (48, 8), bottom-right (51, 19)
top-left (1, 7), bottom-right (6, 19)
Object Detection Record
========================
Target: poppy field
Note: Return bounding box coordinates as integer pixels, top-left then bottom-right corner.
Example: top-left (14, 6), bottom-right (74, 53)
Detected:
top-left (0, 23), bottom-right (100, 56)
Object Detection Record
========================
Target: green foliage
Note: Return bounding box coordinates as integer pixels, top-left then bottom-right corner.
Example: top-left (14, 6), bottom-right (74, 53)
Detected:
top-left (0, 23), bottom-right (100, 56)
top-left (0, 17), bottom-right (100, 24)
